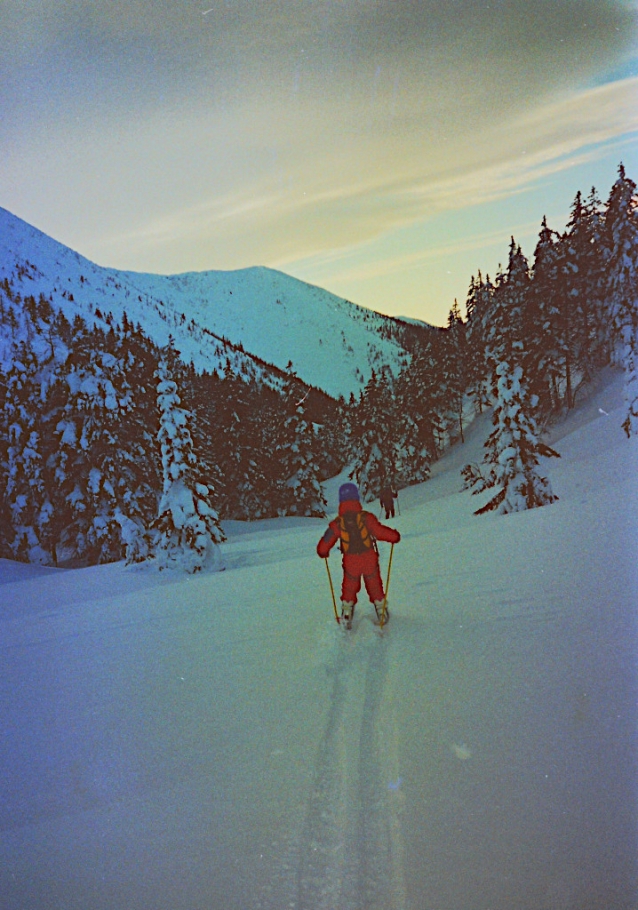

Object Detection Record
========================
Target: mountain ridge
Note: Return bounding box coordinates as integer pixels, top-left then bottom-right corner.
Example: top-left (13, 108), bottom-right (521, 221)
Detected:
top-left (0, 206), bottom-right (432, 398)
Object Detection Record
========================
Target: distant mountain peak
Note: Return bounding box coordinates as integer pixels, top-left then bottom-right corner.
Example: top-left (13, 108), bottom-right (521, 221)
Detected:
top-left (0, 205), bottom-right (428, 398)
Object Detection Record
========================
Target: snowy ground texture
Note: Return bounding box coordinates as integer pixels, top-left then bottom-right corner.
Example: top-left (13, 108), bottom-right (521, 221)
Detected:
top-left (1, 369), bottom-right (637, 910)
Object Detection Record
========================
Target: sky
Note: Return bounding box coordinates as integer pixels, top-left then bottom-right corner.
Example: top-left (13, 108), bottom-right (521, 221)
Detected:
top-left (2, 1), bottom-right (638, 327)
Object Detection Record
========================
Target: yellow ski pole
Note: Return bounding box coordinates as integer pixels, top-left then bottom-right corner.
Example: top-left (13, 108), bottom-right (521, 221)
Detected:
top-left (380, 542), bottom-right (394, 629)
top-left (324, 558), bottom-right (340, 624)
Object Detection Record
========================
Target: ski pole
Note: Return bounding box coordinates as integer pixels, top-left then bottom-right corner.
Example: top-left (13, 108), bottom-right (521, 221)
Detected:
top-left (379, 542), bottom-right (394, 629)
top-left (324, 558), bottom-right (340, 624)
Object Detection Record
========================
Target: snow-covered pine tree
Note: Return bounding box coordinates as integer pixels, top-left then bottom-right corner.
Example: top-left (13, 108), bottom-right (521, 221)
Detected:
top-left (233, 410), bottom-right (275, 520)
top-left (545, 197), bottom-right (601, 410)
top-left (440, 301), bottom-right (468, 444)
top-left (527, 216), bottom-right (565, 416)
top-left (338, 392), bottom-right (358, 466)
top-left (274, 365), bottom-right (326, 517)
top-left (394, 339), bottom-right (440, 479)
top-left (111, 316), bottom-right (162, 562)
top-left (393, 409), bottom-right (432, 488)
top-left (604, 163), bottom-right (638, 437)
top-left (350, 367), bottom-right (402, 500)
top-left (150, 350), bottom-right (225, 572)
top-left (525, 197), bottom-right (607, 416)
top-left (462, 239), bottom-right (560, 514)
top-left (464, 272), bottom-right (492, 414)
top-left (2, 345), bottom-right (55, 564)
top-left (319, 393), bottom-right (349, 479)
top-left (561, 190), bottom-right (608, 380)
top-left (582, 187), bottom-right (609, 364)
top-left (197, 363), bottom-right (258, 520)
top-left (48, 322), bottom-right (150, 564)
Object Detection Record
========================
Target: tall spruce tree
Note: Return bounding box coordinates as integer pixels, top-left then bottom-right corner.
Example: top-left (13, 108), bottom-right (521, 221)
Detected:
top-left (604, 163), bottom-right (638, 436)
top-left (350, 368), bottom-right (401, 500)
top-left (464, 272), bottom-right (492, 414)
top-left (150, 351), bottom-right (225, 572)
top-left (463, 239), bottom-right (559, 514)
top-left (527, 216), bottom-right (564, 416)
top-left (276, 366), bottom-right (326, 517)
top-left (392, 374), bottom-right (432, 487)
top-left (440, 301), bottom-right (467, 444)
top-left (394, 339), bottom-right (441, 472)
top-left (111, 317), bottom-right (162, 562)
top-left (561, 190), bottom-right (607, 380)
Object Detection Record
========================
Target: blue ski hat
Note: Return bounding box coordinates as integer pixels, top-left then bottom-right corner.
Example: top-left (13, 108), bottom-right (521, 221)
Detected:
top-left (339, 482), bottom-right (360, 503)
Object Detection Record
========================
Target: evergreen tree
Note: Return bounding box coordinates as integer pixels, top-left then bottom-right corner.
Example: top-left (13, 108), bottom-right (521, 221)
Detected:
top-left (604, 163), bottom-right (638, 436)
top-left (394, 338), bottom-right (441, 479)
top-left (47, 325), bottom-right (146, 564)
top-left (150, 352), bottom-right (225, 572)
top-left (198, 364), bottom-right (258, 520)
top-left (527, 217), bottom-right (564, 416)
top-left (338, 392), bottom-right (358, 466)
top-left (561, 190), bottom-right (607, 379)
top-left (279, 371), bottom-right (327, 518)
top-left (462, 362), bottom-right (560, 514)
top-left (226, 371), bottom-right (281, 521)
top-left (2, 346), bottom-right (55, 563)
top-left (313, 393), bottom-right (348, 483)
top-left (464, 272), bottom-right (492, 414)
top-left (110, 317), bottom-right (162, 562)
top-left (350, 367), bottom-right (402, 500)
top-left (582, 187), bottom-right (609, 364)
top-left (440, 301), bottom-right (467, 444)
top-left (463, 239), bottom-right (559, 514)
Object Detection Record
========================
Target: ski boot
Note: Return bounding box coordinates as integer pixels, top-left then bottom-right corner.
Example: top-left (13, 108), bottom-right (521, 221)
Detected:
top-left (340, 601), bottom-right (355, 630)
top-left (373, 599), bottom-right (389, 625)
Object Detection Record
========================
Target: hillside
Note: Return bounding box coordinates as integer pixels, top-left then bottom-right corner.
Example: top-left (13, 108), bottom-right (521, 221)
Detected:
top-left (0, 367), bottom-right (635, 909)
top-left (0, 206), bottom-right (428, 399)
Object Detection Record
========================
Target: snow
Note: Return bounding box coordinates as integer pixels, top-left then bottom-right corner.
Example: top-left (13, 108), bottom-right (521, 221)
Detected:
top-left (0, 370), bottom-right (636, 909)
top-left (0, 206), bottom-right (410, 399)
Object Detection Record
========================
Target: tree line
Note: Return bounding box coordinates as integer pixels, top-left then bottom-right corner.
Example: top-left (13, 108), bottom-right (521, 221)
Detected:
top-left (346, 163), bottom-right (638, 514)
top-left (0, 290), bottom-right (334, 570)
top-left (0, 164), bottom-right (636, 568)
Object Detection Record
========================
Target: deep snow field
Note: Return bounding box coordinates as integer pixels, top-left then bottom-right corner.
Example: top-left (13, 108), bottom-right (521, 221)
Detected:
top-left (0, 369), bottom-right (636, 910)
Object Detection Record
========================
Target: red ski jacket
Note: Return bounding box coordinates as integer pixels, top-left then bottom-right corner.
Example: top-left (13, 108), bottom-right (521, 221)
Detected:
top-left (316, 499), bottom-right (400, 559)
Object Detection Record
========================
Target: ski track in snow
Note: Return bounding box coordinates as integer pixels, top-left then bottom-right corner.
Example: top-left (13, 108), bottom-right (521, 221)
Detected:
top-left (257, 621), bottom-right (407, 910)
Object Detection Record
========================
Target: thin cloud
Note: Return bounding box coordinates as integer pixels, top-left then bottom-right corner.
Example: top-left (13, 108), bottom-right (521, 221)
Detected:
top-left (287, 219), bottom-right (547, 288)
top-left (1, 1), bottom-right (637, 318)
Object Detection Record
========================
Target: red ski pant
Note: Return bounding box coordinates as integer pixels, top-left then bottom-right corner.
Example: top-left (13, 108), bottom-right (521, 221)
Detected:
top-left (341, 551), bottom-right (384, 604)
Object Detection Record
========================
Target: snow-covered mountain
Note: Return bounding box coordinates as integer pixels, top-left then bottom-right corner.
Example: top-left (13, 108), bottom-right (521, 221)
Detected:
top-left (0, 206), bottom-right (425, 399)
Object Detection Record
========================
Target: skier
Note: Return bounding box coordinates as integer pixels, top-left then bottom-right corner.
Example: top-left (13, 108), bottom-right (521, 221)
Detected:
top-left (317, 482), bottom-right (400, 627)
top-left (379, 485), bottom-right (398, 519)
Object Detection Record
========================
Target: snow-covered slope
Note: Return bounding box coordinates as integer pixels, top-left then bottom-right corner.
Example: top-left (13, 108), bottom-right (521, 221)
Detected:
top-left (1, 368), bottom-right (635, 909)
top-left (0, 206), bottom-right (414, 398)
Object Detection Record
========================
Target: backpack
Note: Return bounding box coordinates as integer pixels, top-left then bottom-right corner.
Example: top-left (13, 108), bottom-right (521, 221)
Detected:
top-left (339, 511), bottom-right (374, 554)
